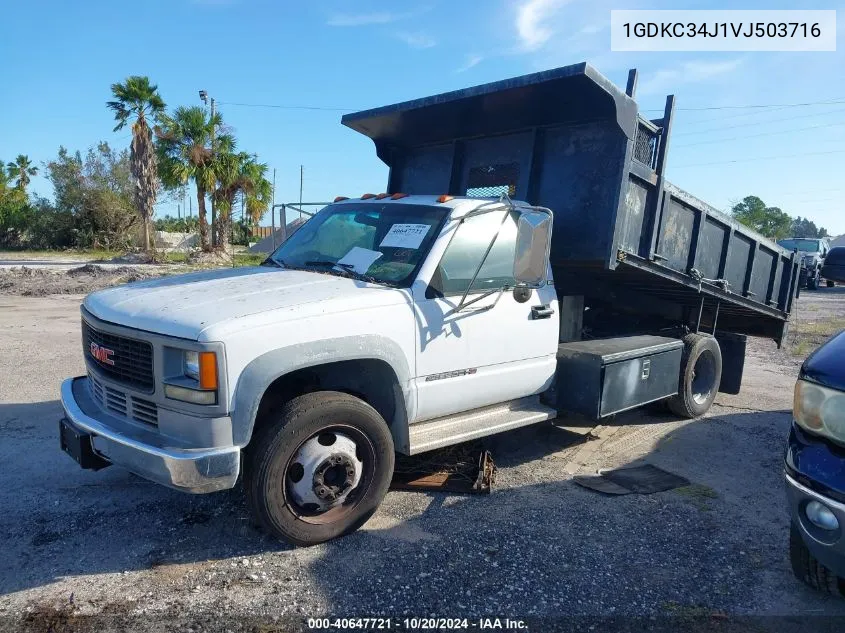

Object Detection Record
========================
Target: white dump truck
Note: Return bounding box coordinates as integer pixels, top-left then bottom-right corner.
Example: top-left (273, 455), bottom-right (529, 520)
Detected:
top-left (60, 63), bottom-right (798, 545)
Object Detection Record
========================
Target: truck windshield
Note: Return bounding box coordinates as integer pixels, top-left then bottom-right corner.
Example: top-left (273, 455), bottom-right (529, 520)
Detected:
top-left (267, 203), bottom-right (447, 286)
top-left (778, 239), bottom-right (821, 253)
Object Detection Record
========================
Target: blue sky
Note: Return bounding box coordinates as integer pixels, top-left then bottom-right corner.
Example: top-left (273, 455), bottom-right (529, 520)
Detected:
top-left (1, 0), bottom-right (843, 234)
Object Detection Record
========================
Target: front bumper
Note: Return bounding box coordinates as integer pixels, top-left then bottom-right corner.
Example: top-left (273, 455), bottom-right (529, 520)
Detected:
top-left (786, 473), bottom-right (845, 578)
top-left (60, 377), bottom-right (240, 493)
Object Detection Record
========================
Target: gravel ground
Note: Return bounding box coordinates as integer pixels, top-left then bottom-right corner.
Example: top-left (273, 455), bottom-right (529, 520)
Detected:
top-left (1, 289), bottom-right (844, 632)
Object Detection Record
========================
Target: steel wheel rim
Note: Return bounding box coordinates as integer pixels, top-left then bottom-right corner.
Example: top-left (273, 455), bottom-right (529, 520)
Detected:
top-left (283, 424), bottom-right (376, 525)
top-left (691, 350), bottom-right (717, 405)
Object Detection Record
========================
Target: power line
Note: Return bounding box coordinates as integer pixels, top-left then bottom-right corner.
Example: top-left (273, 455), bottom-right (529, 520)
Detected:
top-left (642, 97), bottom-right (845, 113)
top-left (673, 104), bottom-right (798, 126)
top-left (675, 122), bottom-right (845, 148)
top-left (220, 97), bottom-right (845, 116)
top-left (673, 106), bottom-right (845, 137)
top-left (217, 101), bottom-right (354, 112)
top-left (672, 149), bottom-right (845, 168)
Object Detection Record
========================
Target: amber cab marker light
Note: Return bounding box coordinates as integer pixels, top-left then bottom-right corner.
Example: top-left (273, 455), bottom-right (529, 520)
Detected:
top-left (333, 196), bottom-right (349, 202)
top-left (198, 352), bottom-right (218, 391)
top-left (360, 193), bottom-right (377, 200)
top-left (437, 194), bottom-right (454, 203)
top-left (375, 193), bottom-right (390, 200)
top-left (391, 192), bottom-right (409, 200)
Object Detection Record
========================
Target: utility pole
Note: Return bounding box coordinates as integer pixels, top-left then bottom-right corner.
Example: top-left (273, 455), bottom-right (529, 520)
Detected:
top-left (199, 90), bottom-right (217, 247)
top-left (271, 168), bottom-right (277, 251)
top-left (299, 165), bottom-right (303, 208)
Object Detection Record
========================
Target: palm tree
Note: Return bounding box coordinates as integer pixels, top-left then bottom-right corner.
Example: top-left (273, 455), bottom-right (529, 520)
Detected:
top-left (6, 155), bottom-right (38, 190)
top-left (213, 151), bottom-right (272, 244)
top-left (107, 76), bottom-right (165, 251)
top-left (156, 106), bottom-right (222, 251)
top-left (243, 160), bottom-right (273, 226)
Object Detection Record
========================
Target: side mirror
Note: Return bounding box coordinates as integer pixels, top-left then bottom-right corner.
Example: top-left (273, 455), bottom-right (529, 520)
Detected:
top-left (513, 210), bottom-right (552, 287)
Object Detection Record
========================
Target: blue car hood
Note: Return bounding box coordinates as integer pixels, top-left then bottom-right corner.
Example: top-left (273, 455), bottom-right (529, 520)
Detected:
top-left (801, 329), bottom-right (845, 392)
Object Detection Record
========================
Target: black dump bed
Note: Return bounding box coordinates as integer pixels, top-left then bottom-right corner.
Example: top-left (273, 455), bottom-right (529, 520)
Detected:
top-left (342, 62), bottom-right (799, 345)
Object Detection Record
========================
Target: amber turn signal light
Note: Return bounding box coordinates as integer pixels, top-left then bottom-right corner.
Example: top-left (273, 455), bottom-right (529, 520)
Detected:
top-left (333, 196), bottom-right (349, 202)
top-left (436, 195), bottom-right (454, 203)
top-left (360, 193), bottom-right (377, 199)
top-left (198, 352), bottom-right (218, 391)
top-left (391, 193), bottom-right (409, 199)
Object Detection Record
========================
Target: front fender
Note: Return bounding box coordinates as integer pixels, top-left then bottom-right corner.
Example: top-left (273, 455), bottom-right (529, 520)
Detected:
top-left (230, 335), bottom-right (414, 448)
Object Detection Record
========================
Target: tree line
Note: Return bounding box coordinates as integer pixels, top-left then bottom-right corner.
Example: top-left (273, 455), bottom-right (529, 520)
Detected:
top-left (730, 196), bottom-right (829, 241)
top-left (0, 75), bottom-right (271, 252)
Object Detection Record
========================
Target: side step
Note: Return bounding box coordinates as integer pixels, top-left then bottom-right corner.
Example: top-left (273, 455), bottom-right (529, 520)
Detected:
top-left (408, 396), bottom-right (558, 455)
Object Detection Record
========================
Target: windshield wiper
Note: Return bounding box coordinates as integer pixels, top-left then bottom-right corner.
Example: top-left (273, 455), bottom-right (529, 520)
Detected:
top-left (304, 260), bottom-right (381, 285)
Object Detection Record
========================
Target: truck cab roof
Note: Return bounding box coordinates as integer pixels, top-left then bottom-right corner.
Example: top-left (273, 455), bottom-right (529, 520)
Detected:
top-left (331, 194), bottom-right (533, 219)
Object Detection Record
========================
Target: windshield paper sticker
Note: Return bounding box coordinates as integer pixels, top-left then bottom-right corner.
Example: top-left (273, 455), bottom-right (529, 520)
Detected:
top-left (335, 247), bottom-right (383, 274)
top-left (380, 223), bottom-right (431, 249)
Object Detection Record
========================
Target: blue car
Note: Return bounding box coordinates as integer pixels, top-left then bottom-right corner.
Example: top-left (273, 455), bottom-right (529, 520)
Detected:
top-left (786, 328), bottom-right (845, 595)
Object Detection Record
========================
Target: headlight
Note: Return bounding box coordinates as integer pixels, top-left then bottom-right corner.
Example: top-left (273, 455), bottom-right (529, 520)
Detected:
top-left (184, 351), bottom-right (200, 381)
top-left (166, 350), bottom-right (218, 405)
top-left (794, 380), bottom-right (845, 444)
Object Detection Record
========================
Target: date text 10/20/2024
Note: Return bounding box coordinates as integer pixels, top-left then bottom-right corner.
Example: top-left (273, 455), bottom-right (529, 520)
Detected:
top-left (307, 618), bottom-right (528, 630)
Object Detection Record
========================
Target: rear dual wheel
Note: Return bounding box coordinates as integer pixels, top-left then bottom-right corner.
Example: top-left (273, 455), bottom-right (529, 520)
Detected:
top-left (667, 333), bottom-right (723, 418)
top-left (245, 391), bottom-right (394, 546)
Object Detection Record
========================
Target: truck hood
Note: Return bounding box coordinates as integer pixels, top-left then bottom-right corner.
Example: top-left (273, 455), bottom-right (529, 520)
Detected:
top-left (801, 329), bottom-right (845, 392)
top-left (83, 266), bottom-right (402, 341)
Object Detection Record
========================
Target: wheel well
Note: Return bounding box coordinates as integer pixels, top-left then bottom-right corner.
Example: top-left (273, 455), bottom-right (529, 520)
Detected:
top-left (252, 359), bottom-right (404, 438)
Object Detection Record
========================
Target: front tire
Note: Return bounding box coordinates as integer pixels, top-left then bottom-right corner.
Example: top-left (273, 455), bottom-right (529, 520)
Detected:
top-left (667, 333), bottom-right (722, 418)
top-left (808, 274), bottom-right (819, 290)
top-left (827, 280), bottom-right (836, 288)
top-left (245, 391), bottom-right (394, 546)
top-left (790, 524), bottom-right (843, 596)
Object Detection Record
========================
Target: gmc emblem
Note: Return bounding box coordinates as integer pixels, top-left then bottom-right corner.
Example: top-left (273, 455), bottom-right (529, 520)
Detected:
top-left (90, 342), bottom-right (115, 366)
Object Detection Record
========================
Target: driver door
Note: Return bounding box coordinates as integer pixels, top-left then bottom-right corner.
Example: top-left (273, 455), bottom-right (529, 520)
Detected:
top-left (411, 209), bottom-right (558, 422)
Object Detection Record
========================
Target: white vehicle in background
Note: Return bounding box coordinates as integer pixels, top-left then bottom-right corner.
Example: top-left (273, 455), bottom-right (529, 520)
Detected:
top-left (777, 237), bottom-right (833, 290)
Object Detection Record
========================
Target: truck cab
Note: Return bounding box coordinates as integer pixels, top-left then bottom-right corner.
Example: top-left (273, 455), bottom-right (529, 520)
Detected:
top-left (60, 195), bottom-right (564, 544)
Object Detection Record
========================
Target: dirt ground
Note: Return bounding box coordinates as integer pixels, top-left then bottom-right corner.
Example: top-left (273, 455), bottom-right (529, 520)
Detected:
top-left (1, 287), bottom-right (844, 632)
top-left (0, 265), bottom-right (166, 297)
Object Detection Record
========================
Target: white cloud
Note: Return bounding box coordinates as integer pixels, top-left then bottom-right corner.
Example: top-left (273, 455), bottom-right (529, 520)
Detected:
top-left (395, 31), bottom-right (437, 49)
top-left (637, 58), bottom-right (744, 95)
top-left (327, 7), bottom-right (430, 27)
top-left (516, 0), bottom-right (570, 51)
top-left (456, 54), bottom-right (484, 73)
top-left (328, 12), bottom-right (406, 27)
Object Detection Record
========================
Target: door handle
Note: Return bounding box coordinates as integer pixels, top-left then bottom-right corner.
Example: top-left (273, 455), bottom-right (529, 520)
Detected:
top-left (531, 304), bottom-right (555, 320)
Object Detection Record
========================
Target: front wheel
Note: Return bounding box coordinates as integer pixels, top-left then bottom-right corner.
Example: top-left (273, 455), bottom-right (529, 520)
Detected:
top-left (790, 524), bottom-right (843, 596)
top-left (827, 280), bottom-right (836, 288)
top-left (667, 333), bottom-right (723, 418)
top-left (245, 391), bottom-right (394, 546)
top-left (808, 274), bottom-right (819, 290)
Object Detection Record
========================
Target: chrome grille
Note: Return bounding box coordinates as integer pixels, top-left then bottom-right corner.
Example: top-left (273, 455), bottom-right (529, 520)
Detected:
top-left (82, 320), bottom-right (154, 391)
top-left (89, 375), bottom-right (158, 427)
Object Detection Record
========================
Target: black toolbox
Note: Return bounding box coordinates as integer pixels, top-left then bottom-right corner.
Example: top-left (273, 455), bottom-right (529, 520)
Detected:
top-left (552, 335), bottom-right (683, 419)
